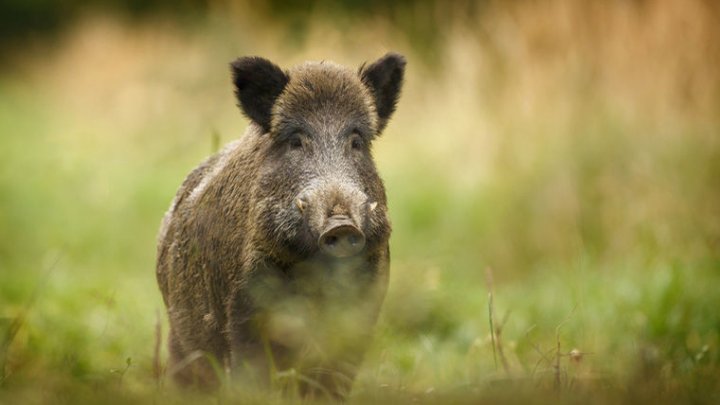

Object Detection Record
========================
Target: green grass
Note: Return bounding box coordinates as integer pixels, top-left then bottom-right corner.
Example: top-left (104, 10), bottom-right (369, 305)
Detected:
top-left (1, 2), bottom-right (720, 403)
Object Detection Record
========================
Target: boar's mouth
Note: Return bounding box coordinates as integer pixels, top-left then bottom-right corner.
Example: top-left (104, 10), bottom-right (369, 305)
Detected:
top-left (318, 216), bottom-right (366, 258)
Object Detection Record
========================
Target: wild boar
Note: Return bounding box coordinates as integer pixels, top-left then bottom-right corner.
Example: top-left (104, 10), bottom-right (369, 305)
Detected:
top-left (156, 53), bottom-right (405, 399)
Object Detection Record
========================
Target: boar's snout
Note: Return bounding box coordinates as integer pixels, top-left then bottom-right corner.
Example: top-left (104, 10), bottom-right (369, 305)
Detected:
top-left (294, 183), bottom-right (372, 258)
top-left (318, 215), bottom-right (366, 258)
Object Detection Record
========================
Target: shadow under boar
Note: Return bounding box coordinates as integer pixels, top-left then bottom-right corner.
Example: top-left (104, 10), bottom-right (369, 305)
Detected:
top-left (156, 53), bottom-right (405, 399)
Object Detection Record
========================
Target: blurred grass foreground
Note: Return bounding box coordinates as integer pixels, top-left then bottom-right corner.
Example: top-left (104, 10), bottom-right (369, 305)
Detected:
top-left (1, 0), bottom-right (719, 403)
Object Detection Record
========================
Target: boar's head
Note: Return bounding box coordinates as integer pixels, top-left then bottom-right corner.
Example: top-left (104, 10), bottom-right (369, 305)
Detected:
top-left (231, 54), bottom-right (405, 265)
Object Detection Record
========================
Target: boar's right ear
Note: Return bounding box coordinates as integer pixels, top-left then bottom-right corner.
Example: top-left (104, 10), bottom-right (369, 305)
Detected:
top-left (231, 56), bottom-right (289, 133)
top-left (360, 52), bottom-right (406, 133)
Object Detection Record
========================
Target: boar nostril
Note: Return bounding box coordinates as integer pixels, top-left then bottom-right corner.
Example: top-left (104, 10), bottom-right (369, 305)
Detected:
top-left (348, 234), bottom-right (361, 246)
top-left (318, 218), bottom-right (366, 258)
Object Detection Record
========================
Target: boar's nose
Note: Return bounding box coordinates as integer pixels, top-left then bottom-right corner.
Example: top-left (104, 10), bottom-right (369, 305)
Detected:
top-left (318, 216), bottom-right (366, 258)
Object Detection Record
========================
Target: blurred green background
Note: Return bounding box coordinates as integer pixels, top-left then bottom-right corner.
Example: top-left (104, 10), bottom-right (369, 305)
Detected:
top-left (1, 0), bottom-right (719, 403)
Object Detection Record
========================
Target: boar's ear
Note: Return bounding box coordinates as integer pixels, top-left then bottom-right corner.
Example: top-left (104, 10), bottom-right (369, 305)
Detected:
top-left (231, 56), bottom-right (289, 133)
top-left (359, 52), bottom-right (406, 132)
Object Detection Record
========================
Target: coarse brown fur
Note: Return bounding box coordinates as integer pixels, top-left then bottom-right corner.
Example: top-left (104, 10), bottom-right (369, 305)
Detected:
top-left (156, 53), bottom-right (405, 399)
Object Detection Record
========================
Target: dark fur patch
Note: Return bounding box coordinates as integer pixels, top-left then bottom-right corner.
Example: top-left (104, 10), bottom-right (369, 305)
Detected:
top-left (231, 57), bottom-right (289, 132)
top-left (359, 53), bottom-right (406, 132)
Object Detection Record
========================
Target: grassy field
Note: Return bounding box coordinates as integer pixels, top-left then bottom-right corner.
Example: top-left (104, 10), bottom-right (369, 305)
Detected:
top-left (1, 1), bottom-right (719, 403)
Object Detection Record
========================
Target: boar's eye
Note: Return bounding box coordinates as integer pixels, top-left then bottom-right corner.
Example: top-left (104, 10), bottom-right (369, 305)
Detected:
top-left (350, 134), bottom-right (364, 151)
top-left (288, 134), bottom-right (303, 150)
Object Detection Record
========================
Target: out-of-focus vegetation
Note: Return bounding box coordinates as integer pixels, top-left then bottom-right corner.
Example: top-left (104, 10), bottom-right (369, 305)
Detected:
top-left (1, 0), bottom-right (719, 403)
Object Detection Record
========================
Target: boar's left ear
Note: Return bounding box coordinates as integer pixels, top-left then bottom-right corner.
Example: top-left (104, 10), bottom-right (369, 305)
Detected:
top-left (359, 52), bottom-right (406, 133)
top-left (231, 56), bottom-right (289, 133)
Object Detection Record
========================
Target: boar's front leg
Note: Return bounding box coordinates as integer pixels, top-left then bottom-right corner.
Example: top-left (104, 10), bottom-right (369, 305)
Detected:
top-left (226, 260), bottom-right (288, 386)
